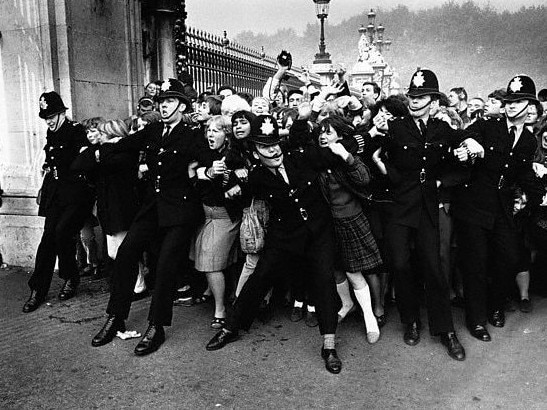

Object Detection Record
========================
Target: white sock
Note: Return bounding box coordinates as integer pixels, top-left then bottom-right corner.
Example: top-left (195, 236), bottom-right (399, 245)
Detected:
top-left (307, 305), bottom-right (315, 313)
top-left (134, 272), bottom-right (147, 293)
top-left (294, 300), bottom-right (303, 308)
top-left (337, 280), bottom-right (355, 317)
top-left (354, 287), bottom-right (379, 334)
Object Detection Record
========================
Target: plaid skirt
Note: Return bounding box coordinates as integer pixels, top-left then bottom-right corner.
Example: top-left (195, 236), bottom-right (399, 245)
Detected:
top-left (190, 205), bottom-right (241, 272)
top-left (333, 212), bottom-right (383, 274)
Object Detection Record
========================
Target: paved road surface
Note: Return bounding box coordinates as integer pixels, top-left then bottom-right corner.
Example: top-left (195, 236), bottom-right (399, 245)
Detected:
top-left (1, 266), bottom-right (546, 409)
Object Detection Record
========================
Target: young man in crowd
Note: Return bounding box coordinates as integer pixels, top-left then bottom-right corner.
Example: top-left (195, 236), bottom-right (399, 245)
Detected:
top-left (448, 86), bottom-right (470, 126)
top-left (361, 81), bottom-right (381, 102)
top-left (484, 89), bottom-right (507, 119)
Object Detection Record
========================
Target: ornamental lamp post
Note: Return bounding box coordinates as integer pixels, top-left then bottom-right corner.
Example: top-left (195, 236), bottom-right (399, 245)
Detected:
top-left (312, 0), bottom-right (332, 64)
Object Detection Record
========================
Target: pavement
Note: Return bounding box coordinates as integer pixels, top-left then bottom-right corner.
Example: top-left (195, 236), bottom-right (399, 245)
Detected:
top-left (1, 265), bottom-right (546, 410)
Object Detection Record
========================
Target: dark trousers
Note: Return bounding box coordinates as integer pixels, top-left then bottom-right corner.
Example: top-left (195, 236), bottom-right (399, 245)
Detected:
top-left (456, 216), bottom-right (520, 326)
top-left (227, 226), bottom-right (339, 335)
top-left (29, 203), bottom-right (90, 295)
top-left (106, 207), bottom-right (195, 326)
top-left (385, 210), bottom-right (454, 335)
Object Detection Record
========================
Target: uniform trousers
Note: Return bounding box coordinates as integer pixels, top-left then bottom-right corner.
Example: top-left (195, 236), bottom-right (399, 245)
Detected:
top-left (106, 205), bottom-right (195, 326)
top-left (29, 202), bottom-right (90, 295)
top-left (227, 225), bottom-right (339, 335)
top-left (385, 208), bottom-right (454, 335)
top-left (456, 215), bottom-right (520, 326)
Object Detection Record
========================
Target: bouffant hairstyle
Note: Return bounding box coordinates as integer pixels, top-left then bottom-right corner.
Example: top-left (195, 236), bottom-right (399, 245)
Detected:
top-left (207, 115), bottom-right (233, 137)
top-left (98, 119), bottom-right (129, 140)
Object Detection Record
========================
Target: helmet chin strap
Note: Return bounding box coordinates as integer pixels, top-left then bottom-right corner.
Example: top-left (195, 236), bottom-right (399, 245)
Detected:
top-left (505, 101), bottom-right (529, 120)
top-left (257, 149), bottom-right (282, 161)
top-left (161, 101), bottom-right (182, 122)
top-left (408, 99), bottom-right (433, 113)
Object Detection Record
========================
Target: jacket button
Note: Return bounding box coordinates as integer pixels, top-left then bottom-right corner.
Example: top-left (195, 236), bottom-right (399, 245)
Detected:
top-left (490, 146), bottom-right (494, 150)
top-left (509, 152), bottom-right (513, 156)
top-left (327, 169), bottom-right (332, 174)
top-left (504, 164), bottom-right (509, 168)
top-left (294, 198), bottom-right (299, 203)
top-left (155, 189), bottom-right (160, 192)
top-left (158, 162), bottom-right (162, 166)
top-left (423, 157), bottom-right (426, 160)
top-left (403, 146), bottom-right (408, 149)
top-left (307, 181), bottom-right (311, 185)
top-left (174, 150), bottom-right (177, 154)
top-left (183, 196), bottom-right (186, 200)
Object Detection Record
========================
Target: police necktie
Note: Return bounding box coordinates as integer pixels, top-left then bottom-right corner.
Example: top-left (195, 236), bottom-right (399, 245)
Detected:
top-left (275, 167), bottom-right (287, 184)
top-left (418, 119), bottom-right (427, 136)
top-left (509, 126), bottom-right (517, 148)
top-left (162, 125), bottom-right (171, 138)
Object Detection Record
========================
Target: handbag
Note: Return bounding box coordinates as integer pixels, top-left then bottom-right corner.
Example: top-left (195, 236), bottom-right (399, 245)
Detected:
top-left (240, 198), bottom-right (265, 254)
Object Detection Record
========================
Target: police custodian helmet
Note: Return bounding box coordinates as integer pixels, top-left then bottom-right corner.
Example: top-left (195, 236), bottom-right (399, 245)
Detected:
top-left (158, 78), bottom-right (192, 107)
top-left (406, 69), bottom-right (441, 98)
top-left (504, 75), bottom-right (538, 103)
top-left (38, 91), bottom-right (68, 119)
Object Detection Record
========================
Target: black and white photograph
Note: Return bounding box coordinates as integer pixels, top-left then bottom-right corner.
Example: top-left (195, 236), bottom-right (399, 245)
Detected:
top-left (0, 0), bottom-right (546, 408)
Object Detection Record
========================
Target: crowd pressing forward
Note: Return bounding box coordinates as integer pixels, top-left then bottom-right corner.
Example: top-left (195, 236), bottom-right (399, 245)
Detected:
top-left (22, 56), bottom-right (547, 374)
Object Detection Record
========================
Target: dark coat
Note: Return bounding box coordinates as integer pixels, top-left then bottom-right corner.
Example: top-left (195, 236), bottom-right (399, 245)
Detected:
top-left (38, 120), bottom-right (93, 217)
top-left (452, 118), bottom-right (542, 229)
top-left (110, 121), bottom-right (206, 228)
top-left (194, 147), bottom-right (244, 222)
top-left (381, 116), bottom-right (470, 227)
top-left (71, 144), bottom-right (140, 234)
top-left (246, 142), bottom-right (349, 254)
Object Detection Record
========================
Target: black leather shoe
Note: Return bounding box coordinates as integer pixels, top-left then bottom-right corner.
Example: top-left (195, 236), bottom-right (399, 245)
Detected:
top-left (134, 324), bottom-right (165, 356)
top-left (92, 316), bottom-right (126, 347)
top-left (22, 290), bottom-right (45, 313)
top-left (305, 311), bottom-right (319, 327)
top-left (58, 278), bottom-right (79, 301)
top-left (321, 347), bottom-right (342, 374)
top-left (488, 310), bottom-right (505, 328)
top-left (519, 298), bottom-right (532, 313)
top-left (290, 306), bottom-right (304, 322)
top-left (206, 328), bottom-right (238, 351)
top-left (403, 322), bottom-right (421, 346)
top-left (440, 332), bottom-right (466, 361)
top-left (469, 324), bottom-right (491, 342)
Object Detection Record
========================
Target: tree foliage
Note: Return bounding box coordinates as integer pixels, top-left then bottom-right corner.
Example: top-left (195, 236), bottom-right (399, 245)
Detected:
top-left (235, 1), bottom-right (547, 96)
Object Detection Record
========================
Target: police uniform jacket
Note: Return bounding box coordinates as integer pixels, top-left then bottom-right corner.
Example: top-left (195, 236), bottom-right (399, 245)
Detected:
top-left (381, 116), bottom-right (471, 228)
top-left (38, 120), bottom-right (93, 217)
top-left (71, 144), bottom-right (140, 235)
top-left (452, 118), bottom-right (542, 229)
top-left (246, 139), bottom-right (353, 255)
top-left (111, 121), bottom-right (205, 228)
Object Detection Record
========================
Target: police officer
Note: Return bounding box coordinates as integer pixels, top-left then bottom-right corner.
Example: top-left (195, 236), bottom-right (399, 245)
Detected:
top-left (374, 70), bottom-right (481, 361)
top-left (452, 75), bottom-right (543, 342)
top-left (91, 79), bottom-right (205, 356)
top-left (23, 92), bottom-right (93, 312)
top-left (206, 115), bottom-right (367, 374)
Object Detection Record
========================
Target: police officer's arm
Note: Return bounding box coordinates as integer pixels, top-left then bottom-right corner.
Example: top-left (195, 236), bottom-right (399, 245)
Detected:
top-left (71, 146), bottom-right (98, 173)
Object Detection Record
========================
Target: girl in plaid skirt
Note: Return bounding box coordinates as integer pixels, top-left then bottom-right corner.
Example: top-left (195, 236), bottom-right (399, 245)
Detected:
top-left (317, 115), bottom-right (383, 343)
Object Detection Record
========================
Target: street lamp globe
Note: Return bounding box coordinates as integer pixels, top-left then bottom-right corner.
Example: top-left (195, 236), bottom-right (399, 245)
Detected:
top-left (314, 0), bottom-right (331, 18)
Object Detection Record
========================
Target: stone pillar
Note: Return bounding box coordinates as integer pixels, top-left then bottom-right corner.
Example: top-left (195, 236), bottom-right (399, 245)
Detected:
top-left (0, 0), bottom-right (144, 266)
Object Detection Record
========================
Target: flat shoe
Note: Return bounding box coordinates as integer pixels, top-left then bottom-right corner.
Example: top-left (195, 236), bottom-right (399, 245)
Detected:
top-left (519, 298), bottom-right (532, 313)
top-left (321, 347), bottom-right (342, 374)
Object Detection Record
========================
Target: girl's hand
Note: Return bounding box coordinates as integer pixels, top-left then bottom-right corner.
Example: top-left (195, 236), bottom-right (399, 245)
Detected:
top-left (211, 157), bottom-right (226, 175)
top-left (329, 142), bottom-right (350, 162)
top-left (234, 168), bottom-right (248, 182)
top-left (225, 184), bottom-right (242, 199)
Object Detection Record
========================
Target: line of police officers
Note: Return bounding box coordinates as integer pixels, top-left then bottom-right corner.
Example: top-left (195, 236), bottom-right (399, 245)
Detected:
top-left (23, 70), bottom-right (544, 374)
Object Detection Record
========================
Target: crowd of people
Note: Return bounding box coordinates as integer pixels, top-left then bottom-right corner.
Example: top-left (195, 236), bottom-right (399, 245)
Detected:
top-left (21, 58), bottom-right (547, 374)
